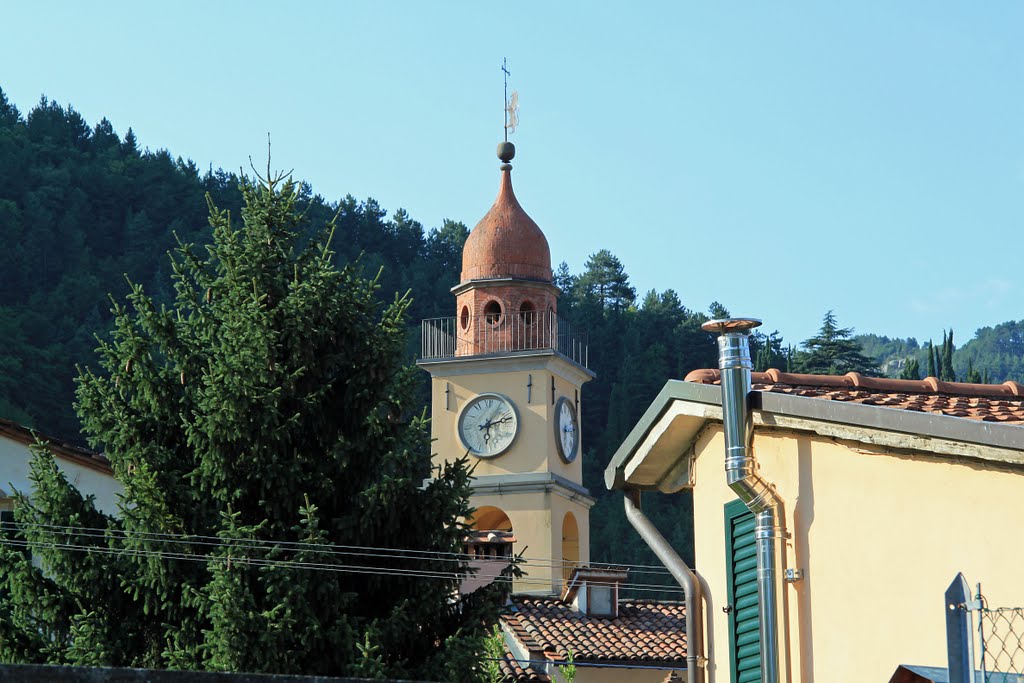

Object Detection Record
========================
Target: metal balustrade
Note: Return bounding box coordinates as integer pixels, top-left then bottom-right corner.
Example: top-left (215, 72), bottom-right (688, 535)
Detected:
top-left (420, 311), bottom-right (588, 368)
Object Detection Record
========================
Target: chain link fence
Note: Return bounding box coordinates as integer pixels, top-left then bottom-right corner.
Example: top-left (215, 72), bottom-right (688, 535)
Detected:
top-left (979, 605), bottom-right (1024, 680)
top-left (946, 573), bottom-right (1024, 683)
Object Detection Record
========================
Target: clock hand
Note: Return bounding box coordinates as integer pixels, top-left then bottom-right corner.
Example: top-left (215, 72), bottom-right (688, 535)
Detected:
top-left (479, 418), bottom-right (494, 443)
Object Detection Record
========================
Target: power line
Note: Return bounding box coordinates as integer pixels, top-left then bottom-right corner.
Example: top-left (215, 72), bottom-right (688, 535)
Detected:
top-left (6, 520), bottom-right (681, 577)
top-left (0, 536), bottom-right (686, 596)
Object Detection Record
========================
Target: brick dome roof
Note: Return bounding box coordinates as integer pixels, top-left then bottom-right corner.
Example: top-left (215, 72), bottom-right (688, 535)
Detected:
top-left (461, 167), bottom-right (552, 283)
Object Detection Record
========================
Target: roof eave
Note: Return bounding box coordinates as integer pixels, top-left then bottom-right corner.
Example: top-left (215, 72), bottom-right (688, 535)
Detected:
top-left (604, 381), bottom-right (1024, 493)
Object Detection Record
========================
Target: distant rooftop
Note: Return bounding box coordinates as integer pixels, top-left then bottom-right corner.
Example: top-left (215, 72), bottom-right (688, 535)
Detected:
top-left (505, 594), bottom-right (687, 668)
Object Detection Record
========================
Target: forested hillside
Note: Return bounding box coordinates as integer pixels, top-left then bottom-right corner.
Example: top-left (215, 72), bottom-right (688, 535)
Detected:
top-left (857, 324), bottom-right (1024, 384)
top-left (0, 90), bottom-right (467, 440)
top-left (2, 89), bottom-right (1022, 587)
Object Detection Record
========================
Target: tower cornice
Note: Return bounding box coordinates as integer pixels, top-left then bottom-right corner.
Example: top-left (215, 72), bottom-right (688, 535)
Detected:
top-left (450, 277), bottom-right (561, 298)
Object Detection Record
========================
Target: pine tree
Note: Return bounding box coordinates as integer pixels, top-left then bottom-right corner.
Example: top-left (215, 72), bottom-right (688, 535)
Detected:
top-left (0, 172), bottom-right (510, 678)
top-left (575, 249), bottom-right (636, 311)
top-left (795, 311), bottom-right (876, 376)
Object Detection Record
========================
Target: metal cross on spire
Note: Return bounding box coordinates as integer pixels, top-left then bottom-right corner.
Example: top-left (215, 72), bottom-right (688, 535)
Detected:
top-left (502, 58), bottom-right (518, 141)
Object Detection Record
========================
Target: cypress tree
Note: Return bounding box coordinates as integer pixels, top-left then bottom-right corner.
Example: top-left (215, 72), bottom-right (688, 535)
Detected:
top-left (927, 341), bottom-right (937, 378)
top-left (0, 172), bottom-right (510, 679)
top-left (966, 358), bottom-right (982, 384)
top-left (941, 329), bottom-right (956, 381)
top-left (900, 357), bottom-right (921, 381)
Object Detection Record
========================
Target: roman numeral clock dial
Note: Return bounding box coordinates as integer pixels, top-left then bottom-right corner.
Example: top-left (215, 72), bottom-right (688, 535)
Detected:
top-left (458, 393), bottom-right (520, 458)
top-left (555, 396), bottom-right (579, 463)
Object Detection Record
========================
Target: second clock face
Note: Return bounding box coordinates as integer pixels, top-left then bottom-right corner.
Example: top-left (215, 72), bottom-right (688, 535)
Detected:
top-left (555, 396), bottom-right (579, 463)
top-left (458, 393), bottom-right (519, 458)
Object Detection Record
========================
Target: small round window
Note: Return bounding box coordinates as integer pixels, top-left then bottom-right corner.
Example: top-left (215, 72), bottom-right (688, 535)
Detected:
top-left (484, 300), bottom-right (502, 326)
top-left (519, 300), bottom-right (536, 325)
top-left (460, 305), bottom-right (470, 330)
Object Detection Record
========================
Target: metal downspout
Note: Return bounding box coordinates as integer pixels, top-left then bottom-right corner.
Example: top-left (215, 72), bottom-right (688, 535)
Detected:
top-left (702, 318), bottom-right (787, 683)
top-left (624, 490), bottom-right (704, 683)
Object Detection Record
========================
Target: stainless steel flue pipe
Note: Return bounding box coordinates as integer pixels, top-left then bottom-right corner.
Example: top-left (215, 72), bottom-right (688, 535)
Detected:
top-left (701, 318), bottom-right (787, 683)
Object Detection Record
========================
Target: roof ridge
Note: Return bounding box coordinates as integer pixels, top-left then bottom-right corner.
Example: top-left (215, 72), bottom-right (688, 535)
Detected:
top-left (684, 368), bottom-right (1024, 399)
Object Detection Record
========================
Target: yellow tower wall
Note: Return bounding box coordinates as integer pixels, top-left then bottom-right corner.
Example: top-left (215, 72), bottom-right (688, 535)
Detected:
top-left (422, 352), bottom-right (594, 595)
top-left (426, 355), bottom-right (589, 485)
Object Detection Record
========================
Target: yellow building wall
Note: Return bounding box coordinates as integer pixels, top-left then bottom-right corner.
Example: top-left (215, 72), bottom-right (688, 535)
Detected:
top-left (691, 425), bottom-right (1024, 683)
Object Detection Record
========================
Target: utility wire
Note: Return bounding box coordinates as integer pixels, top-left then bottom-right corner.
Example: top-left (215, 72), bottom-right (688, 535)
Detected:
top-left (6, 520), bottom-right (681, 577)
top-left (0, 537), bottom-right (686, 596)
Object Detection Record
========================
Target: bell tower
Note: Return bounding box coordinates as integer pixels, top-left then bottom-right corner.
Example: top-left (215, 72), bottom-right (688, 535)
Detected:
top-left (418, 141), bottom-right (595, 595)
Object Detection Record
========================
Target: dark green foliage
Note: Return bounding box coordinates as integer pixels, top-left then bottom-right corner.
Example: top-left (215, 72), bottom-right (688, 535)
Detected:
top-left (952, 321), bottom-right (1024, 384)
top-left (752, 331), bottom-right (788, 372)
top-left (0, 174), bottom-right (509, 678)
top-left (0, 90), bottom-right (468, 444)
top-left (794, 311), bottom-right (876, 376)
top-left (940, 330), bottom-right (956, 381)
top-left (856, 333), bottom-right (920, 376)
top-left (865, 323), bottom-right (1024, 384)
top-left (900, 357), bottom-right (921, 381)
top-left (574, 250), bottom-right (636, 312)
top-left (563, 264), bottom-right (726, 581)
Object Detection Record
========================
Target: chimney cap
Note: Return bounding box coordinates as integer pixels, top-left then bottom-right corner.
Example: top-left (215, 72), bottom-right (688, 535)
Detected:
top-left (702, 317), bottom-right (762, 334)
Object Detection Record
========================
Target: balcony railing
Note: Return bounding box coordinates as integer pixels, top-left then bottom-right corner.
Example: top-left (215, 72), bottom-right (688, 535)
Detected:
top-left (420, 310), bottom-right (589, 368)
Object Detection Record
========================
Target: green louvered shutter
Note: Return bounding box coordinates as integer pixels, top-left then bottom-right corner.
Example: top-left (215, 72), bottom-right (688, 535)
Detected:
top-left (725, 499), bottom-right (761, 683)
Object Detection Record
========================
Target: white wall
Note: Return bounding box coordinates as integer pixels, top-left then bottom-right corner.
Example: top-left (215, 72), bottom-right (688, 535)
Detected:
top-left (0, 435), bottom-right (122, 515)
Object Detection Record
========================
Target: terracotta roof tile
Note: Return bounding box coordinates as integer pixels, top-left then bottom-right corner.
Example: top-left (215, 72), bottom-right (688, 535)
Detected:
top-left (504, 595), bottom-right (687, 666)
top-left (683, 369), bottom-right (1024, 425)
top-left (499, 647), bottom-right (551, 683)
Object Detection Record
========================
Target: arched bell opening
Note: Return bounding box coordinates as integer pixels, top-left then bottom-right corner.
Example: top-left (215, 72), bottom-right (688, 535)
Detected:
top-left (465, 506), bottom-right (514, 560)
top-left (561, 511), bottom-right (580, 587)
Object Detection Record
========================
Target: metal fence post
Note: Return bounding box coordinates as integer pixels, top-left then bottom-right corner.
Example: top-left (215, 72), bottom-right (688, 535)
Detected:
top-left (946, 573), bottom-right (976, 683)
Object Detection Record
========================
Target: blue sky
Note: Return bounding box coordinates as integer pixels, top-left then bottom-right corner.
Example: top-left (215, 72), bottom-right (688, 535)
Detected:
top-left (2, 2), bottom-right (1022, 344)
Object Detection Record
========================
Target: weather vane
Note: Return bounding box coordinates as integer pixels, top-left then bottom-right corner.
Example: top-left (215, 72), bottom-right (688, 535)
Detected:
top-left (503, 58), bottom-right (519, 141)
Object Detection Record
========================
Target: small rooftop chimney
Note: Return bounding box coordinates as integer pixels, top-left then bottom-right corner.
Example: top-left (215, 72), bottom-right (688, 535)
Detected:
top-left (562, 566), bottom-right (628, 618)
top-left (459, 530), bottom-right (516, 595)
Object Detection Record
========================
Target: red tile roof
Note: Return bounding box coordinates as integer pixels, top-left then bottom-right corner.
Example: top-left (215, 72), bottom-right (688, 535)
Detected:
top-left (504, 595), bottom-right (687, 666)
top-left (499, 648), bottom-right (551, 683)
top-left (684, 369), bottom-right (1024, 425)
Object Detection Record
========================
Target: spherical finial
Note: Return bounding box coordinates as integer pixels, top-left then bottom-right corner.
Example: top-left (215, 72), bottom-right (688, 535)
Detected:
top-left (497, 141), bottom-right (515, 163)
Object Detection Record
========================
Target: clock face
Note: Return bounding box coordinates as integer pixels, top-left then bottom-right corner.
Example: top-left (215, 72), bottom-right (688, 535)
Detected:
top-left (458, 393), bottom-right (519, 458)
top-left (555, 396), bottom-right (579, 463)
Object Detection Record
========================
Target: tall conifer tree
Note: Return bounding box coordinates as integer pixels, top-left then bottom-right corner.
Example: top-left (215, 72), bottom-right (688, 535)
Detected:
top-left (0, 172), bottom-right (509, 679)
